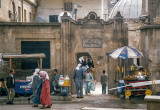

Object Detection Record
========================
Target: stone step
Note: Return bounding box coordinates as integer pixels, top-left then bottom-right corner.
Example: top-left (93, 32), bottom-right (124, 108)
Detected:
top-left (0, 95), bottom-right (72, 104)
top-left (81, 107), bottom-right (146, 110)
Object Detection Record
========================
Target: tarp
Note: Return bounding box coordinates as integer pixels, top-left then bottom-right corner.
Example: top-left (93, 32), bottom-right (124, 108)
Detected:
top-left (14, 80), bottom-right (33, 94)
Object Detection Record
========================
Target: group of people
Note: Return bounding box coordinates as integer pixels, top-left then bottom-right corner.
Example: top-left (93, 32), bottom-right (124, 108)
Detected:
top-left (5, 69), bottom-right (52, 109)
top-left (2, 61), bottom-right (107, 107)
top-left (29, 69), bottom-right (52, 109)
top-left (73, 63), bottom-right (108, 98)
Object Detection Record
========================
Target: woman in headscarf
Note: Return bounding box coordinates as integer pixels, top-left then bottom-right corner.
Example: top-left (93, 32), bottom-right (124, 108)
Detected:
top-left (39, 71), bottom-right (52, 109)
top-left (28, 68), bottom-right (40, 102)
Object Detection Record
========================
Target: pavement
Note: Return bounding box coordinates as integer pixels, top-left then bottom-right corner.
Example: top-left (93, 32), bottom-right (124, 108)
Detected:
top-left (0, 82), bottom-right (147, 110)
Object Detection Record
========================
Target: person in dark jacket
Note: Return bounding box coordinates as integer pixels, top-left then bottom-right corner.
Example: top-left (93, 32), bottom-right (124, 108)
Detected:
top-left (101, 70), bottom-right (107, 94)
top-left (6, 69), bottom-right (15, 104)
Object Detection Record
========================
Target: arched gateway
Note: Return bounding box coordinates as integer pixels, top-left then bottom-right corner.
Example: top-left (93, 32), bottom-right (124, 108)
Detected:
top-left (60, 12), bottom-right (128, 94)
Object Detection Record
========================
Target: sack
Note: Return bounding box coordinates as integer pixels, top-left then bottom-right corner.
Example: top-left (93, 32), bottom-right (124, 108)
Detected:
top-left (90, 83), bottom-right (96, 91)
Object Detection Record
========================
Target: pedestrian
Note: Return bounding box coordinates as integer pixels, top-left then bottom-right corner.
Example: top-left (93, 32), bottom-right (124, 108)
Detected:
top-left (39, 71), bottom-right (52, 109)
top-left (73, 64), bottom-right (85, 98)
top-left (85, 68), bottom-right (93, 95)
top-left (6, 69), bottom-right (15, 104)
top-left (28, 68), bottom-right (40, 102)
top-left (50, 69), bottom-right (60, 95)
top-left (0, 78), bottom-right (7, 96)
top-left (101, 70), bottom-right (107, 94)
top-left (32, 76), bottom-right (43, 107)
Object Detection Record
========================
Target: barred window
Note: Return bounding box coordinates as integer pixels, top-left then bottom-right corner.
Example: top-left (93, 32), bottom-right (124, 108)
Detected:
top-left (64, 2), bottom-right (72, 11)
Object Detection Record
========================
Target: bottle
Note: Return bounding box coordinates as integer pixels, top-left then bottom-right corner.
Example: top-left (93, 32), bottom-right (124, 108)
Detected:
top-left (59, 75), bottom-right (64, 86)
top-left (64, 75), bottom-right (70, 86)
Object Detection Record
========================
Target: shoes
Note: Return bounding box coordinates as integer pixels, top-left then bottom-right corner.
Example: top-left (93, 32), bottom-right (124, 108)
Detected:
top-left (80, 97), bottom-right (84, 98)
top-left (32, 104), bottom-right (38, 107)
top-left (46, 104), bottom-right (52, 108)
top-left (77, 96), bottom-right (80, 98)
top-left (51, 92), bottom-right (55, 95)
top-left (7, 102), bottom-right (14, 104)
top-left (40, 105), bottom-right (45, 109)
top-left (28, 97), bottom-right (30, 103)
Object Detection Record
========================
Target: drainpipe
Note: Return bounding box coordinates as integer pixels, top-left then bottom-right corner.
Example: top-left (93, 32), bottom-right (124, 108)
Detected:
top-left (22, 0), bottom-right (23, 22)
top-left (101, 0), bottom-right (104, 19)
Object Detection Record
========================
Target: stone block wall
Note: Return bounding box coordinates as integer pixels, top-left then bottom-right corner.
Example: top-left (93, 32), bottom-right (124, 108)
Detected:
top-left (140, 25), bottom-right (160, 94)
top-left (0, 22), bottom-right (61, 79)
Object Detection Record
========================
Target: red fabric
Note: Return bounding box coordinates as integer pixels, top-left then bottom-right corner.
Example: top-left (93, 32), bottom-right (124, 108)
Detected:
top-left (40, 80), bottom-right (51, 105)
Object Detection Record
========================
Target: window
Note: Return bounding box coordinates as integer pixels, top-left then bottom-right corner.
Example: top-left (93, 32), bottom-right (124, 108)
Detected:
top-left (0, 0), bottom-right (1, 8)
top-left (29, 12), bottom-right (32, 22)
top-left (8, 10), bottom-right (12, 18)
top-left (24, 9), bottom-right (26, 22)
top-left (18, 6), bottom-right (21, 22)
top-left (21, 41), bottom-right (51, 69)
top-left (137, 58), bottom-right (140, 66)
top-left (64, 2), bottom-right (72, 11)
top-left (49, 15), bottom-right (58, 22)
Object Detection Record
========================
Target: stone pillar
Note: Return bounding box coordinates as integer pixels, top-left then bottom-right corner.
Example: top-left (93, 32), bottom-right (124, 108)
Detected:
top-left (60, 12), bottom-right (70, 75)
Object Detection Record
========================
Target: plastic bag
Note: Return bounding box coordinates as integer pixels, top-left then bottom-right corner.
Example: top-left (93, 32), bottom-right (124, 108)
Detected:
top-left (90, 83), bottom-right (96, 91)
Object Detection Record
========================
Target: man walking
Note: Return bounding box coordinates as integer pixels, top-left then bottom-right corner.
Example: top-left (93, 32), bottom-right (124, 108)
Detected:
top-left (28, 68), bottom-right (40, 103)
top-left (6, 69), bottom-right (15, 104)
top-left (101, 70), bottom-right (107, 94)
top-left (73, 64), bottom-right (85, 98)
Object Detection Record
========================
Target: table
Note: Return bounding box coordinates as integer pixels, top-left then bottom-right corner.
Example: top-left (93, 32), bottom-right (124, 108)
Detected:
top-left (59, 85), bottom-right (70, 96)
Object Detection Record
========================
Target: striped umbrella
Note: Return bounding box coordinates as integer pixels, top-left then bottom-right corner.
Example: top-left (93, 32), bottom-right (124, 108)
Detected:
top-left (109, 46), bottom-right (143, 77)
top-left (109, 46), bottom-right (143, 59)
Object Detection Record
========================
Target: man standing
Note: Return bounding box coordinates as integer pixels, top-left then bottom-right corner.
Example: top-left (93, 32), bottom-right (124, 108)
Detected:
top-left (101, 70), bottom-right (107, 94)
top-left (6, 69), bottom-right (15, 104)
top-left (50, 69), bottom-right (60, 95)
top-left (73, 64), bottom-right (85, 98)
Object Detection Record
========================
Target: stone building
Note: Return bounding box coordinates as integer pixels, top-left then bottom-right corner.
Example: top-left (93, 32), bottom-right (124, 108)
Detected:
top-left (35, 0), bottom-right (109, 22)
top-left (0, 12), bottom-right (128, 93)
top-left (140, 0), bottom-right (160, 94)
top-left (0, 0), bottom-right (36, 22)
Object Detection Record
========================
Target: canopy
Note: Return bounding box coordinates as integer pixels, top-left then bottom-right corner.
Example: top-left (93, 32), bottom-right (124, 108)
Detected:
top-left (109, 46), bottom-right (143, 60)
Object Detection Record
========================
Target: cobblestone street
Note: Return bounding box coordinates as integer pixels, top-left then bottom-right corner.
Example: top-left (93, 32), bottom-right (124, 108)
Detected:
top-left (0, 82), bottom-right (147, 110)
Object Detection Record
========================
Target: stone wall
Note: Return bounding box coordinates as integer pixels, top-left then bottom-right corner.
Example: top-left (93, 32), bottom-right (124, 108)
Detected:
top-left (140, 25), bottom-right (160, 94)
top-left (0, 22), bottom-right (61, 79)
top-left (36, 0), bottom-right (109, 22)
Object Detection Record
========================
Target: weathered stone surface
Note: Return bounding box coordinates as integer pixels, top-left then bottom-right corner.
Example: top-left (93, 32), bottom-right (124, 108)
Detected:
top-left (0, 12), bottom-right (128, 94)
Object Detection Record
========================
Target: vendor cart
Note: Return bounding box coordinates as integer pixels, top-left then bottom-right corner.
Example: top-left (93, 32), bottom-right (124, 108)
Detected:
top-left (123, 80), bottom-right (152, 99)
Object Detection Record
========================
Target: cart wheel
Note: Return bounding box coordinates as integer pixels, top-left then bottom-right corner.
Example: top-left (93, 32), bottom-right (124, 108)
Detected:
top-left (125, 90), bottom-right (131, 99)
top-left (145, 89), bottom-right (152, 96)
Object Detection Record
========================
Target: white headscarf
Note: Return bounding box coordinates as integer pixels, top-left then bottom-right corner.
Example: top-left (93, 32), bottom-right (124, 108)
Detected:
top-left (34, 68), bottom-right (40, 76)
top-left (32, 68), bottom-right (40, 81)
top-left (39, 71), bottom-right (49, 81)
top-left (76, 64), bottom-right (81, 70)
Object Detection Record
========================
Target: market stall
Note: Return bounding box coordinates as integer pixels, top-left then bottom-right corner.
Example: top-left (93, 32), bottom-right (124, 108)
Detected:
top-left (109, 46), bottom-right (152, 99)
top-left (2, 53), bottom-right (46, 95)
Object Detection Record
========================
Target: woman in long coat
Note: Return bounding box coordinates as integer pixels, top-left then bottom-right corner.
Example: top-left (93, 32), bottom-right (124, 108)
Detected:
top-left (39, 71), bottom-right (52, 109)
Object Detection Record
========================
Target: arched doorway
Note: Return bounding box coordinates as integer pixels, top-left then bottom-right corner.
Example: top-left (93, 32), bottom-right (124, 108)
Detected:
top-left (76, 52), bottom-right (94, 68)
top-left (76, 52), bottom-right (105, 95)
